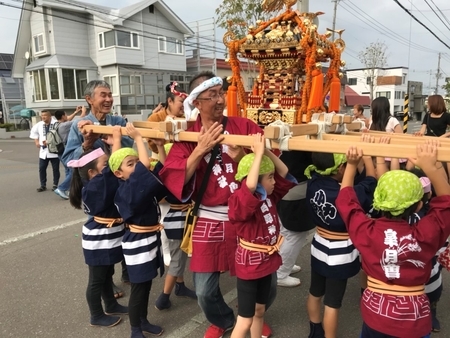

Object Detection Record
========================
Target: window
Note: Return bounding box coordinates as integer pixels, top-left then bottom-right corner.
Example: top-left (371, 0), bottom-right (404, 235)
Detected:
top-left (366, 77), bottom-right (371, 85)
top-left (62, 69), bottom-right (87, 99)
top-left (149, 5), bottom-right (154, 13)
top-left (48, 68), bottom-right (59, 100)
top-left (158, 36), bottom-right (183, 54)
top-left (32, 69), bottom-right (47, 101)
top-left (104, 75), bottom-right (118, 95)
top-left (120, 75), bottom-right (142, 95)
top-left (33, 34), bottom-right (45, 54)
top-left (99, 30), bottom-right (138, 49)
top-left (348, 78), bottom-right (357, 85)
top-left (402, 73), bottom-right (406, 84)
top-left (394, 91), bottom-right (402, 99)
top-left (376, 91), bottom-right (391, 99)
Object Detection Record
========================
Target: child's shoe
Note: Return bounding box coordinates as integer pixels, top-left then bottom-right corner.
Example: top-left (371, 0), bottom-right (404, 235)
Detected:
top-left (155, 292), bottom-right (172, 310)
top-left (141, 318), bottom-right (163, 336)
top-left (131, 326), bottom-right (146, 338)
top-left (431, 302), bottom-right (441, 332)
top-left (308, 321), bottom-right (325, 338)
top-left (90, 313), bottom-right (121, 327)
top-left (175, 281), bottom-right (197, 299)
top-left (105, 303), bottom-right (128, 315)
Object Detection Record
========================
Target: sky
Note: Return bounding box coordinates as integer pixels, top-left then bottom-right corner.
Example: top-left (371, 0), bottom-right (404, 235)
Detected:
top-left (1, 0), bottom-right (450, 94)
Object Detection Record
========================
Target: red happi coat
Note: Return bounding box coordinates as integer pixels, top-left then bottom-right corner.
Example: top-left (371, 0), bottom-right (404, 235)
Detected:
top-left (228, 173), bottom-right (296, 280)
top-left (337, 187), bottom-right (450, 338)
top-left (159, 116), bottom-right (262, 275)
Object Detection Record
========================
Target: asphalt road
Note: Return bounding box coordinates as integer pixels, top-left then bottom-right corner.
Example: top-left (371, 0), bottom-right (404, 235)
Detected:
top-left (1, 128), bottom-right (449, 338)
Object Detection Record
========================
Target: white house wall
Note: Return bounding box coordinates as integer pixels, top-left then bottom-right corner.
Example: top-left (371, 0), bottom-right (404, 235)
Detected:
top-left (50, 9), bottom-right (90, 58)
top-left (30, 10), bottom-right (49, 57)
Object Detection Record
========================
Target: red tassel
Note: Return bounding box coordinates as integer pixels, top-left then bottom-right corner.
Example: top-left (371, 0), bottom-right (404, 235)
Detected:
top-left (307, 69), bottom-right (324, 111)
top-left (227, 85), bottom-right (238, 117)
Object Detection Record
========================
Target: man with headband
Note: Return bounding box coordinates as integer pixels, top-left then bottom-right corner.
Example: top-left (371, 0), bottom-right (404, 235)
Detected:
top-left (336, 144), bottom-right (450, 338)
top-left (159, 72), bottom-right (275, 338)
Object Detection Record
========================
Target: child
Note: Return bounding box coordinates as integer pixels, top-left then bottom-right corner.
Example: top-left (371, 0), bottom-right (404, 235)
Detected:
top-left (228, 133), bottom-right (297, 338)
top-left (68, 126), bottom-right (128, 328)
top-left (336, 143), bottom-right (450, 338)
top-left (109, 123), bottom-right (166, 338)
top-left (154, 143), bottom-right (197, 311)
top-left (304, 150), bottom-right (377, 338)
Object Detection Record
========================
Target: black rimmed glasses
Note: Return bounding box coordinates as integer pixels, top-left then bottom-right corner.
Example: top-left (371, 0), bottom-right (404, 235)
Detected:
top-left (196, 91), bottom-right (226, 103)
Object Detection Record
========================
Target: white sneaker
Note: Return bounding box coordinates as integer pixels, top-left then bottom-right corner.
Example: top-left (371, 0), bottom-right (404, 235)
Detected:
top-left (277, 275), bottom-right (301, 287)
top-left (290, 265), bottom-right (301, 274)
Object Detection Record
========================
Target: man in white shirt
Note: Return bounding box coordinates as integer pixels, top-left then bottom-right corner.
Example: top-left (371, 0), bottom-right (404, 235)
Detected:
top-left (29, 110), bottom-right (60, 192)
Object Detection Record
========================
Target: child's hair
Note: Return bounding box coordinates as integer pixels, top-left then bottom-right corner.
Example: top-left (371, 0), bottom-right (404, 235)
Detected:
top-left (311, 152), bottom-right (336, 171)
top-left (381, 201), bottom-right (421, 220)
top-left (69, 150), bottom-right (101, 209)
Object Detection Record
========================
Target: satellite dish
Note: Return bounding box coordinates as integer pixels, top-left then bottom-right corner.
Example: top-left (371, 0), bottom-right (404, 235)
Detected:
top-left (25, 51), bottom-right (30, 60)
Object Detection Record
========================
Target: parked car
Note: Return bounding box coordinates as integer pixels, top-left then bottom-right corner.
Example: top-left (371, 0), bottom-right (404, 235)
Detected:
top-left (8, 109), bottom-right (36, 123)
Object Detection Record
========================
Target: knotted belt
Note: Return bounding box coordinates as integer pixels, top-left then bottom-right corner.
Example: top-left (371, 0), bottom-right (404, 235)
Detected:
top-left (316, 226), bottom-right (350, 240)
top-left (126, 223), bottom-right (164, 234)
top-left (367, 276), bottom-right (425, 296)
top-left (94, 216), bottom-right (124, 228)
top-left (169, 203), bottom-right (194, 212)
top-left (239, 236), bottom-right (284, 255)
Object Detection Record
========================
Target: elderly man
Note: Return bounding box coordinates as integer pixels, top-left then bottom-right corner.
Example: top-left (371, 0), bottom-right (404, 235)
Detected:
top-left (62, 80), bottom-right (133, 165)
top-left (159, 71), bottom-right (275, 338)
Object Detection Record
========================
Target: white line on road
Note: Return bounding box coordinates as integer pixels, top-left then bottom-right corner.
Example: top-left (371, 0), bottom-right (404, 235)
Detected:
top-left (0, 218), bottom-right (86, 246)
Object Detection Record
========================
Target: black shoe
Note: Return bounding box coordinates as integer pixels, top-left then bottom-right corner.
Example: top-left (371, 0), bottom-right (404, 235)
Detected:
top-left (37, 186), bottom-right (47, 192)
top-left (175, 282), bottom-right (197, 299)
top-left (131, 326), bottom-right (146, 338)
top-left (431, 302), bottom-right (441, 332)
top-left (155, 292), bottom-right (171, 310)
top-left (90, 314), bottom-right (121, 327)
top-left (105, 303), bottom-right (128, 315)
top-left (308, 321), bottom-right (325, 338)
top-left (141, 318), bottom-right (163, 336)
top-left (52, 185), bottom-right (57, 191)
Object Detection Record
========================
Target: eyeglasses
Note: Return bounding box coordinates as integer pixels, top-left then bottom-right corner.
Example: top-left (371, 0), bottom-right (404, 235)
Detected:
top-left (196, 91), bottom-right (226, 102)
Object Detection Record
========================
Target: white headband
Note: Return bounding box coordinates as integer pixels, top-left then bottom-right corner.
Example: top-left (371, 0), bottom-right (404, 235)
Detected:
top-left (183, 77), bottom-right (223, 121)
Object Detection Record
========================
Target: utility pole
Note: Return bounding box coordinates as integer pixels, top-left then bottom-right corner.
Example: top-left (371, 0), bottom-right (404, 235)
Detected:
top-left (435, 52), bottom-right (442, 94)
top-left (297, 0), bottom-right (309, 12)
top-left (332, 0), bottom-right (339, 40)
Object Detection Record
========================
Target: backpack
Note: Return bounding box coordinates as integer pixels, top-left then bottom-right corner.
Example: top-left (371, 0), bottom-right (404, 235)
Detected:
top-left (47, 122), bottom-right (65, 155)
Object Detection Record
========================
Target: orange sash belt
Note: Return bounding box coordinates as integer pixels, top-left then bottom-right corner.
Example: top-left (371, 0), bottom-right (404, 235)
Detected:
top-left (94, 216), bottom-right (124, 228)
top-left (126, 224), bottom-right (164, 234)
top-left (239, 236), bottom-right (284, 255)
top-left (316, 226), bottom-right (350, 240)
top-left (169, 203), bottom-right (193, 212)
top-left (367, 276), bottom-right (425, 296)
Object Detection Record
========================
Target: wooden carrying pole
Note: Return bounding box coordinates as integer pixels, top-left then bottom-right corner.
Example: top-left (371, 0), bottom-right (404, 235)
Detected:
top-left (83, 125), bottom-right (450, 162)
top-left (322, 134), bottom-right (450, 146)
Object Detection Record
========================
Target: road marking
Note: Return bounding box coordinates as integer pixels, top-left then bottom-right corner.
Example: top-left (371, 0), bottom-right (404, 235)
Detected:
top-left (0, 218), bottom-right (86, 246)
top-left (164, 288), bottom-right (238, 338)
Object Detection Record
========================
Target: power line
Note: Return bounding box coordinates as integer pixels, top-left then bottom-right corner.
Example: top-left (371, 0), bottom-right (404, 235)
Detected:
top-left (392, 0), bottom-right (450, 50)
top-left (422, 0), bottom-right (450, 31)
top-left (406, 0), bottom-right (450, 40)
top-left (0, 1), bottom-right (229, 55)
top-left (429, 0), bottom-right (450, 27)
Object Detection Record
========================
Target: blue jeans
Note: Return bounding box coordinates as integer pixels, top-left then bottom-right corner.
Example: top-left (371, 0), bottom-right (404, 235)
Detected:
top-left (193, 271), bottom-right (277, 329)
top-left (39, 157), bottom-right (60, 187)
top-left (58, 159), bottom-right (71, 192)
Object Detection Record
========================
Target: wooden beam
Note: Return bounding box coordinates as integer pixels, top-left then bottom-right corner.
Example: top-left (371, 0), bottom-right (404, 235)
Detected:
top-left (264, 124), bottom-right (319, 139)
top-left (346, 131), bottom-right (450, 144)
top-left (301, 113), bottom-right (353, 124)
top-left (83, 125), bottom-right (450, 161)
top-left (133, 120), bottom-right (196, 131)
top-left (322, 134), bottom-right (429, 146)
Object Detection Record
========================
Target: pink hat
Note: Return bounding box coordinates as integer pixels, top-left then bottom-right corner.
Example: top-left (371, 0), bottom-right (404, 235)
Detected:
top-left (419, 177), bottom-right (431, 194)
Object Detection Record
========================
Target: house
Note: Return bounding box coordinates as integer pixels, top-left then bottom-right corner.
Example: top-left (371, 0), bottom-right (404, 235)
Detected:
top-left (346, 67), bottom-right (410, 116)
top-left (12, 0), bottom-right (193, 116)
top-left (0, 53), bottom-right (26, 120)
top-left (344, 85), bottom-right (371, 117)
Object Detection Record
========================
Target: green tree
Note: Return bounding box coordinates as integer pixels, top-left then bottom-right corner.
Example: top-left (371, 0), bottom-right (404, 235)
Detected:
top-left (443, 78), bottom-right (450, 97)
top-left (215, 0), bottom-right (276, 39)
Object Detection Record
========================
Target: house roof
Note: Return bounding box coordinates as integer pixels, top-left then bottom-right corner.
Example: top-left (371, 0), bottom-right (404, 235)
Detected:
top-left (0, 54), bottom-right (14, 71)
top-left (346, 66), bottom-right (409, 72)
top-left (345, 85), bottom-right (371, 107)
top-left (25, 55), bottom-right (97, 71)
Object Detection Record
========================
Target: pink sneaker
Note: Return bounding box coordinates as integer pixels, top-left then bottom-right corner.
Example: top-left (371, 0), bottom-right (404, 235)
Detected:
top-left (262, 322), bottom-right (273, 338)
top-left (204, 324), bottom-right (233, 338)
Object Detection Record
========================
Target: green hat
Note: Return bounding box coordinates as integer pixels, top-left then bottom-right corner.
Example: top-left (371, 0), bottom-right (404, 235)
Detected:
top-left (373, 170), bottom-right (424, 216)
top-left (108, 147), bottom-right (138, 172)
top-left (235, 153), bottom-right (275, 182)
top-left (304, 153), bottom-right (347, 179)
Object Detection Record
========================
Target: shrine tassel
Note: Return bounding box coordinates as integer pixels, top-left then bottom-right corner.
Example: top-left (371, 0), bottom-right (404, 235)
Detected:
top-left (307, 69), bottom-right (324, 111)
top-left (329, 77), bottom-right (341, 112)
top-left (227, 85), bottom-right (238, 117)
